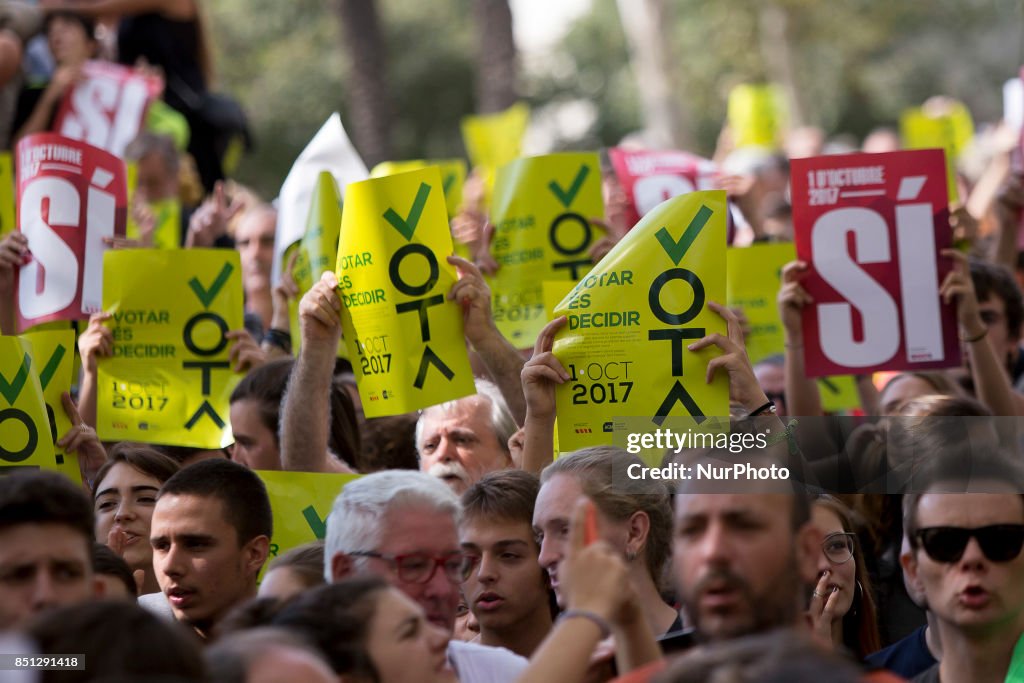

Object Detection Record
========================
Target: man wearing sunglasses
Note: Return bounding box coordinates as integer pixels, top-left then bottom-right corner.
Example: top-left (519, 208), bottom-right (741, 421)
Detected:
top-left (901, 480), bottom-right (1024, 683)
top-left (324, 470), bottom-right (528, 682)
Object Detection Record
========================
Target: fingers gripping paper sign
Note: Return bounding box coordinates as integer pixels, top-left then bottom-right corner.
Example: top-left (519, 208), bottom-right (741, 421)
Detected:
top-left (608, 148), bottom-right (718, 229)
top-left (21, 329), bottom-right (80, 482)
top-left (488, 153), bottom-right (605, 345)
top-left (553, 191), bottom-right (729, 452)
top-left (337, 168), bottom-right (474, 418)
top-left (54, 61), bottom-right (163, 157)
top-left (97, 249), bottom-right (244, 448)
top-left (15, 133), bottom-right (127, 331)
top-left (792, 149), bottom-right (960, 377)
top-left (0, 336), bottom-right (57, 475)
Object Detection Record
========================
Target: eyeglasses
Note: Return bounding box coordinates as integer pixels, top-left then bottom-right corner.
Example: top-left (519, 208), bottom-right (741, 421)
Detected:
top-left (914, 525), bottom-right (1024, 564)
top-left (822, 532), bottom-right (857, 564)
top-left (347, 551), bottom-right (469, 585)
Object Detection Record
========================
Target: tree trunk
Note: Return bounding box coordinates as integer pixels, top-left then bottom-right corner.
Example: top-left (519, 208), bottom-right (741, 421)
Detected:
top-left (332, 0), bottom-right (394, 166)
top-left (758, 2), bottom-right (806, 127)
top-left (614, 0), bottom-right (688, 149)
top-left (471, 0), bottom-right (519, 114)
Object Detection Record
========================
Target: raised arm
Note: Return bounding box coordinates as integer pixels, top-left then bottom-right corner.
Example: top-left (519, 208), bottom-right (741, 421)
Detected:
top-left (519, 316), bottom-right (568, 475)
top-left (77, 312), bottom-right (113, 428)
top-left (940, 249), bottom-right (1020, 416)
top-left (0, 232), bottom-right (27, 335)
top-left (777, 260), bottom-right (825, 416)
top-left (515, 501), bottom-right (653, 683)
top-left (280, 272), bottom-right (342, 472)
top-left (448, 254), bottom-right (526, 424)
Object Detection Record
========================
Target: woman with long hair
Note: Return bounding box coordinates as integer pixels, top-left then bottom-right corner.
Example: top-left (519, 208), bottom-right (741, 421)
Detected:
top-left (808, 494), bottom-right (881, 659)
top-left (92, 443), bottom-right (180, 595)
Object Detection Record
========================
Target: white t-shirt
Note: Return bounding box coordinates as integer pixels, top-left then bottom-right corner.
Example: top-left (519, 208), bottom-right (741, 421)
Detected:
top-left (447, 639), bottom-right (528, 683)
top-left (137, 591), bottom-right (174, 621)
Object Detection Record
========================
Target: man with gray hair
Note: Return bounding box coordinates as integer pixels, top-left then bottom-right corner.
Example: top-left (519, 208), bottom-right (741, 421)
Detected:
top-left (325, 469), bottom-right (527, 682)
top-left (417, 378), bottom-right (519, 494)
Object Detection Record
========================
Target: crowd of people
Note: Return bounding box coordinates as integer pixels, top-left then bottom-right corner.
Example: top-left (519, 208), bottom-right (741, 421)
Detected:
top-left (2, 2), bottom-right (1024, 683)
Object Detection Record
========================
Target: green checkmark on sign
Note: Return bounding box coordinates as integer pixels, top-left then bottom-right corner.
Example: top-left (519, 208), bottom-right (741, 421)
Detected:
top-left (188, 263), bottom-right (235, 309)
top-left (548, 165), bottom-right (590, 208)
top-left (0, 353), bottom-right (31, 405)
top-left (302, 505), bottom-right (327, 539)
top-left (655, 204), bottom-right (713, 266)
top-left (383, 182), bottom-right (432, 241)
top-left (37, 345), bottom-right (66, 391)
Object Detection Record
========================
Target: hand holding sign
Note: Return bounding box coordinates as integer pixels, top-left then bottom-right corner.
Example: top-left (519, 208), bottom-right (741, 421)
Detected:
top-left (448, 254), bottom-right (495, 348)
top-left (777, 260), bottom-right (813, 339)
top-left (15, 134), bottom-right (127, 331)
top-left (522, 316), bottom-right (570, 423)
top-left (299, 271), bottom-right (342, 349)
top-left (78, 311), bottom-right (113, 373)
top-left (0, 232), bottom-right (28, 333)
top-left (687, 301), bottom-right (769, 412)
top-left (939, 249), bottom-right (985, 337)
top-left (226, 330), bottom-right (267, 373)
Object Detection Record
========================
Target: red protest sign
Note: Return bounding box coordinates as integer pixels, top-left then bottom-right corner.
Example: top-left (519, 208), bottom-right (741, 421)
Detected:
top-left (792, 149), bottom-right (959, 377)
top-left (53, 61), bottom-right (163, 157)
top-left (608, 147), bottom-right (717, 228)
top-left (15, 133), bottom-right (127, 331)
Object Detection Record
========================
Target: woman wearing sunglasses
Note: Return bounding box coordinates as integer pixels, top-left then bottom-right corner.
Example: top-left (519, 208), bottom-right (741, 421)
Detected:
top-left (808, 495), bottom-right (881, 658)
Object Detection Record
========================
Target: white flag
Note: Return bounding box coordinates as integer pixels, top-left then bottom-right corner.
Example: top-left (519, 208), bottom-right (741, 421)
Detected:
top-left (272, 113), bottom-right (368, 284)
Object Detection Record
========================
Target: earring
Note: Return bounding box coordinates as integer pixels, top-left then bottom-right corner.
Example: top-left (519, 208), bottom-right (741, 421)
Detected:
top-left (625, 550), bottom-right (637, 562)
top-left (852, 580), bottom-right (863, 617)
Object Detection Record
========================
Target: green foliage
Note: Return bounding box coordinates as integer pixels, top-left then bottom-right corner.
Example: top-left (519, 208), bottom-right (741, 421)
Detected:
top-left (540, 0), bottom-right (1024, 156)
top-left (206, 0), bottom-right (1024, 197)
top-left (208, 0), bottom-right (477, 198)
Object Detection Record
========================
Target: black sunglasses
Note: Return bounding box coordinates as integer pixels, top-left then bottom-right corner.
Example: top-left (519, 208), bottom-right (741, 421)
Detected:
top-left (914, 525), bottom-right (1024, 563)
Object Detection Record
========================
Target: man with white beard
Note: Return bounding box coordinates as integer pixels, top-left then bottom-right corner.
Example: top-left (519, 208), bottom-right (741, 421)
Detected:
top-left (417, 379), bottom-right (518, 495)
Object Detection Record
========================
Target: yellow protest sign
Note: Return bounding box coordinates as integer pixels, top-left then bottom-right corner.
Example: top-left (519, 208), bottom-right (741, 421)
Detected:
top-left (291, 172), bottom-right (343, 294)
top-left (726, 243), bottom-right (794, 364)
top-left (97, 249), bottom-right (244, 448)
top-left (728, 83), bottom-right (787, 150)
top-left (725, 244), bottom-right (860, 412)
top-left (370, 160), bottom-right (471, 260)
top-left (125, 162), bottom-right (182, 249)
top-left (257, 470), bottom-right (358, 570)
top-left (20, 329), bottom-right (80, 483)
top-left (337, 168), bottom-right (475, 417)
top-left (0, 336), bottom-right (59, 475)
top-left (461, 102), bottom-right (529, 204)
top-left (462, 102), bottom-right (529, 172)
top-left (817, 375), bottom-right (860, 413)
top-left (553, 191), bottom-right (729, 452)
top-left (287, 172), bottom-right (347, 359)
top-left (128, 199), bottom-right (181, 249)
top-left (0, 152), bottom-right (13, 236)
top-left (125, 161), bottom-right (140, 240)
top-left (372, 160), bottom-right (467, 219)
top-left (900, 100), bottom-right (974, 205)
top-left (487, 153), bottom-right (605, 346)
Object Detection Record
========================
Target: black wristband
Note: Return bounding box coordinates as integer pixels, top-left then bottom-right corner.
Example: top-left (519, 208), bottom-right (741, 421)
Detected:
top-left (749, 400), bottom-right (776, 416)
top-left (262, 328), bottom-right (292, 354)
